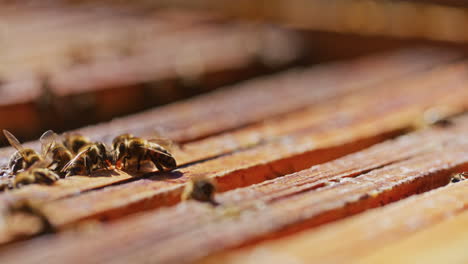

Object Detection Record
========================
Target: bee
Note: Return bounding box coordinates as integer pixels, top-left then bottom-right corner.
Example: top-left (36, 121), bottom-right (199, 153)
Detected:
top-left (181, 177), bottom-right (217, 205)
top-left (432, 118), bottom-right (453, 128)
top-left (62, 133), bottom-right (91, 154)
top-left (40, 130), bottom-right (73, 176)
top-left (13, 161), bottom-right (60, 188)
top-left (3, 130), bottom-right (43, 174)
top-left (451, 172), bottom-right (468, 183)
top-left (61, 141), bottom-right (113, 176)
top-left (112, 133), bottom-right (177, 172)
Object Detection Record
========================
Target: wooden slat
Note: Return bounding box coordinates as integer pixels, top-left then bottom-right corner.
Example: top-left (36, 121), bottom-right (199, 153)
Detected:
top-left (0, 48), bottom-right (449, 159)
top-left (0, 7), bottom-right (209, 77)
top-left (36, 62), bottom-right (468, 226)
top-left (0, 53), bottom-right (468, 244)
top-left (129, 0), bottom-right (468, 43)
top-left (0, 46), bottom-right (436, 140)
top-left (56, 48), bottom-right (464, 143)
top-left (200, 175), bottom-right (468, 264)
top-left (0, 59), bottom-right (461, 191)
top-left (0, 6), bottom-right (303, 139)
top-left (2, 116), bottom-right (468, 263)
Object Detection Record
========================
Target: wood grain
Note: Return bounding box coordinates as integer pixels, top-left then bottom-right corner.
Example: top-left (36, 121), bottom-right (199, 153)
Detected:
top-left (0, 6), bottom-right (303, 138)
top-left (1, 116), bottom-right (468, 263)
top-left (202, 175), bottom-right (468, 264)
top-left (0, 52), bottom-right (468, 244)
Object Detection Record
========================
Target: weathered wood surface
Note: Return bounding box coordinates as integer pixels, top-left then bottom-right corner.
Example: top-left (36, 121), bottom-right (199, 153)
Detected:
top-left (0, 49), bottom-right (467, 261)
top-left (118, 0), bottom-right (468, 43)
top-left (0, 48), bottom-right (452, 161)
top-left (71, 48), bottom-right (461, 143)
top-left (0, 50), bottom-right (467, 246)
top-left (1, 114), bottom-right (468, 264)
top-left (0, 5), bottom-right (303, 139)
top-left (199, 177), bottom-right (468, 264)
top-left (32, 60), bottom-right (468, 230)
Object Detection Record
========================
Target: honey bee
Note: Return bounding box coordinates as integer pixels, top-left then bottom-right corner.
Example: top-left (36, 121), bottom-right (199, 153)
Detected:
top-left (432, 118), bottom-right (453, 128)
top-left (13, 160), bottom-right (60, 188)
top-left (40, 130), bottom-right (73, 176)
top-left (3, 130), bottom-right (43, 174)
top-left (451, 172), bottom-right (468, 183)
top-left (181, 177), bottom-right (217, 205)
top-left (112, 133), bottom-right (177, 172)
top-left (61, 141), bottom-right (113, 176)
top-left (62, 133), bottom-right (91, 154)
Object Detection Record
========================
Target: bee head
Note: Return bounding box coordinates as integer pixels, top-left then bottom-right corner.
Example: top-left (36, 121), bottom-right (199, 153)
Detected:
top-left (26, 152), bottom-right (41, 165)
top-left (114, 142), bottom-right (127, 163)
top-left (190, 179), bottom-right (216, 202)
top-left (95, 142), bottom-right (107, 155)
top-left (22, 149), bottom-right (37, 156)
top-left (107, 149), bottom-right (117, 166)
top-left (160, 155), bottom-right (177, 170)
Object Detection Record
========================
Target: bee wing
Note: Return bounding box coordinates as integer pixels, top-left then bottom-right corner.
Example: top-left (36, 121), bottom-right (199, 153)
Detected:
top-left (39, 130), bottom-right (57, 158)
top-left (146, 145), bottom-right (174, 158)
top-left (28, 159), bottom-right (51, 170)
top-left (3, 130), bottom-right (24, 151)
top-left (148, 129), bottom-right (179, 151)
top-left (147, 138), bottom-right (175, 152)
top-left (62, 132), bottom-right (83, 139)
top-left (61, 147), bottom-right (90, 172)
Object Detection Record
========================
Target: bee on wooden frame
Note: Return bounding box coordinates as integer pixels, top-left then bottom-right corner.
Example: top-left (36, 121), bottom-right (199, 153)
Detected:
top-left (451, 172), bottom-right (468, 183)
top-left (13, 160), bottom-right (60, 188)
top-left (181, 177), bottom-right (218, 205)
top-left (40, 130), bottom-right (74, 177)
top-left (61, 141), bottom-right (113, 177)
top-left (62, 133), bottom-right (92, 154)
top-left (3, 130), bottom-right (47, 175)
top-left (112, 133), bottom-right (177, 172)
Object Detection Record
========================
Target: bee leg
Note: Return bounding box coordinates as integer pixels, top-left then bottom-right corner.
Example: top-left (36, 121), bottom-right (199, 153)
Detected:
top-left (11, 160), bottom-right (23, 174)
top-left (65, 169), bottom-right (75, 177)
top-left (98, 156), bottom-right (109, 170)
top-left (48, 161), bottom-right (58, 171)
top-left (123, 156), bottom-right (130, 169)
top-left (149, 156), bottom-right (165, 172)
top-left (58, 171), bottom-right (66, 178)
top-left (84, 157), bottom-right (91, 175)
top-left (137, 154), bottom-right (144, 171)
top-left (155, 163), bottom-right (164, 172)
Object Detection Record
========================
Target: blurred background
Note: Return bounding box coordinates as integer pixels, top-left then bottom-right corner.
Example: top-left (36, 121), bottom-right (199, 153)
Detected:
top-left (0, 0), bottom-right (466, 145)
